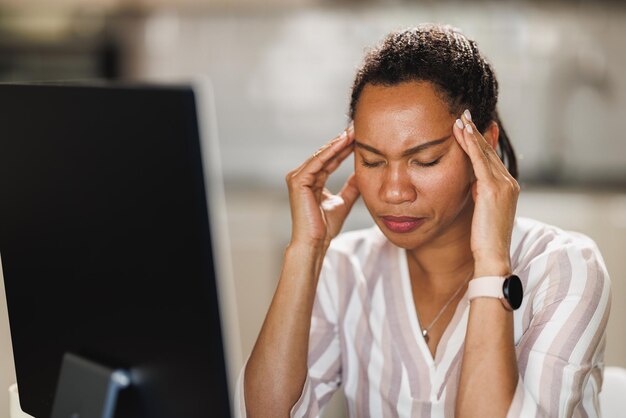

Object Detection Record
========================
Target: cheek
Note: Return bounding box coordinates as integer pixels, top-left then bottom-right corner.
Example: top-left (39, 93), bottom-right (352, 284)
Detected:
top-left (354, 165), bottom-right (384, 203)
top-left (407, 170), bottom-right (447, 194)
top-left (410, 156), bottom-right (472, 196)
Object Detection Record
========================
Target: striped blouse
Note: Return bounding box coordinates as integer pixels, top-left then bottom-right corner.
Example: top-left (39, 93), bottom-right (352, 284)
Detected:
top-left (235, 216), bottom-right (612, 417)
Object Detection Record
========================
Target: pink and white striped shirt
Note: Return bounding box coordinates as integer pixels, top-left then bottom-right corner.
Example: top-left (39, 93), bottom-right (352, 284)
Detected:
top-left (236, 216), bottom-right (611, 417)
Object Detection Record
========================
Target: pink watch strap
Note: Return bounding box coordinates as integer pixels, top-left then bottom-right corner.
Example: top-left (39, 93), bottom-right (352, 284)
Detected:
top-left (467, 276), bottom-right (505, 301)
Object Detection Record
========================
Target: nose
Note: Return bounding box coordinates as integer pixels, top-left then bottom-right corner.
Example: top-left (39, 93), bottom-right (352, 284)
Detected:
top-left (379, 164), bottom-right (417, 205)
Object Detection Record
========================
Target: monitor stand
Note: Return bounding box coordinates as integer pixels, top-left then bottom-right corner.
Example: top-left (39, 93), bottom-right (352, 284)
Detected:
top-left (51, 353), bottom-right (131, 418)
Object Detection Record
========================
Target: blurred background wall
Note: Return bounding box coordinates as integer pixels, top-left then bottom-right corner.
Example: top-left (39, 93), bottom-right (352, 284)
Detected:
top-left (0, 1), bottom-right (625, 416)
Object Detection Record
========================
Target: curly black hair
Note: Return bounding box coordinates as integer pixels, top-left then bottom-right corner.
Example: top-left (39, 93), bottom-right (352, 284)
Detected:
top-left (349, 23), bottom-right (518, 179)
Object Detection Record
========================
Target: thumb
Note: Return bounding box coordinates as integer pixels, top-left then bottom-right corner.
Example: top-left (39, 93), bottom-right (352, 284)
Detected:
top-left (337, 173), bottom-right (360, 213)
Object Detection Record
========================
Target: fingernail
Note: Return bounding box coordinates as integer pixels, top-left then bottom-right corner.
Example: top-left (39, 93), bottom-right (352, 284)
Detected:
top-left (463, 109), bottom-right (472, 121)
top-left (465, 123), bottom-right (473, 134)
top-left (455, 118), bottom-right (464, 129)
top-left (340, 130), bottom-right (348, 140)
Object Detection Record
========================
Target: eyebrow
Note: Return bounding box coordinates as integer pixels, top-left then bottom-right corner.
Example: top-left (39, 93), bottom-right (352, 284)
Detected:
top-left (354, 133), bottom-right (453, 157)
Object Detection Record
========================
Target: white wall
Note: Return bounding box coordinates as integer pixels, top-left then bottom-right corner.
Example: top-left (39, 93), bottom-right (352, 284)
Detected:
top-left (116, 4), bottom-right (626, 188)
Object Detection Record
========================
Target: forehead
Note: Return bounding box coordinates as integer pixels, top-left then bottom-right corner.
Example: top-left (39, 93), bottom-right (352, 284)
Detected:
top-left (353, 81), bottom-right (454, 151)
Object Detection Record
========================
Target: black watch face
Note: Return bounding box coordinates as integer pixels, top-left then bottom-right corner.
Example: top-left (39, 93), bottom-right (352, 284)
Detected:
top-left (503, 275), bottom-right (523, 310)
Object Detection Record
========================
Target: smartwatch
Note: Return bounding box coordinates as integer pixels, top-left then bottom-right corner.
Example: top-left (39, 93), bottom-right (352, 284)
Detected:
top-left (467, 275), bottom-right (523, 311)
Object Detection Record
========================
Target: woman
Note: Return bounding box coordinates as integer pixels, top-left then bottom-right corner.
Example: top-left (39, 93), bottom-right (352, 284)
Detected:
top-left (237, 24), bottom-right (611, 417)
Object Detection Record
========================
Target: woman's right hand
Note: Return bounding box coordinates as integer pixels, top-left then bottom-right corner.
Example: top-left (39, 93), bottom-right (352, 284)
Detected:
top-left (285, 123), bottom-right (359, 249)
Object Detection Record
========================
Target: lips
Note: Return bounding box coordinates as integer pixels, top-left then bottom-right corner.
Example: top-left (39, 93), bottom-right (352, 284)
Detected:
top-left (380, 215), bottom-right (426, 233)
top-left (381, 216), bottom-right (423, 222)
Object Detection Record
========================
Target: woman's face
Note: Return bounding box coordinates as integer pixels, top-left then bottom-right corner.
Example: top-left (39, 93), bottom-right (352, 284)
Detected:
top-left (353, 81), bottom-right (475, 250)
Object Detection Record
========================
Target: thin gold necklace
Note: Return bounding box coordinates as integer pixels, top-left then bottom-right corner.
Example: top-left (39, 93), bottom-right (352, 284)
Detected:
top-left (417, 270), bottom-right (474, 343)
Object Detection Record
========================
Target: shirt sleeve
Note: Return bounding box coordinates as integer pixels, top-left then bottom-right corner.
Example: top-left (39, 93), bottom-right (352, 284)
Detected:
top-left (507, 240), bottom-right (612, 418)
top-left (290, 252), bottom-right (343, 417)
top-left (234, 251), bottom-right (344, 418)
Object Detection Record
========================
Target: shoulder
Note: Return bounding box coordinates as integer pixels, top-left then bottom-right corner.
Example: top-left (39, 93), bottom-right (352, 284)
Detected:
top-left (511, 217), bottom-right (611, 320)
top-left (511, 216), bottom-right (606, 272)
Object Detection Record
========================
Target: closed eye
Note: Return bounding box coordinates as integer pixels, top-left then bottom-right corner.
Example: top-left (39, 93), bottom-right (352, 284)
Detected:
top-left (360, 159), bottom-right (383, 168)
top-left (412, 157), bottom-right (442, 167)
top-left (360, 157), bottom-right (442, 168)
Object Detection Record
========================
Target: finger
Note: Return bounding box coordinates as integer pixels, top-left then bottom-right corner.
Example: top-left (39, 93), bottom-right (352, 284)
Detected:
top-left (482, 140), bottom-right (510, 176)
top-left (294, 136), bottom-right (354, 200)
top-left (455, 113), bottom-right (492, 162)
top-left (461, 115), bottom-right (494, 167)
top-left (458, 114), bottom-right (492, 180)
top-left (311, 142), bottom-right (354, 199)
top-left (460, 113), bottom-right (512, 178)
top-left (460, 113), bottom-right (521, 204)
top-left (323, 141), bottom-right (354, 175)
top-left (311, 125), bottom-right (354, 165)
top-left (337, 172), bottom-right (360, 211)
top-left (313, 176), bottom-right (327, 201)
top-left (453, 118), bottom-right (469, 154)
top-left (289, 132), bottom-right (345, 178)
top-left (308, 140), bottom-right (354, 201)
top-left (293, 126), bottom-right (353, 178)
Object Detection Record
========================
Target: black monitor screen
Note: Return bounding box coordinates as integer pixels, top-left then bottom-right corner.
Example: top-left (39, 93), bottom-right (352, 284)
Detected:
top-left (0, 83), bottom-right (231, 418)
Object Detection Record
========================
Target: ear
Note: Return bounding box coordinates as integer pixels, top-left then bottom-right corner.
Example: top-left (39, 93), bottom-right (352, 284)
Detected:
top-left (482, 120), bottom-right (500, 150)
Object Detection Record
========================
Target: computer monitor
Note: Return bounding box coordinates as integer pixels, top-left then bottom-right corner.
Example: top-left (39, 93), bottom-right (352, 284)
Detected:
top-left (0, 82), bottom-right (234, 418)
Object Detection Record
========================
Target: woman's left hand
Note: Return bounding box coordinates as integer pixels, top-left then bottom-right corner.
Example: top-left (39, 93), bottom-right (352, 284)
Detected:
top-left (452, 109), bottom-right (520, 277)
